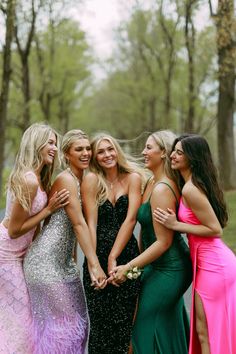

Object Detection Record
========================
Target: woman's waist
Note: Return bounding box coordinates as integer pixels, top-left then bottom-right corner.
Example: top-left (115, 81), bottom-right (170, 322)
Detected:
top-left (188, 234), bottom-right (223, 247)
top-left (25, 261), bottom-right (80, 281)
top-left (0, 225), bottom-right (32, 260)
top-left (146, 258), bottom-right (191, 271)
top-left (30, 232), bottom-right (76, 252)
top-left (188, 236), bottom-right (235, 261)
top-left (96, 233), bottom-right (136, 247)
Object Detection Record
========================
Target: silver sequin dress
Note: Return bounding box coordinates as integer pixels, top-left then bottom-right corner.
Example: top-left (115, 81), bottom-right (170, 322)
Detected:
top-left (24, 180), bottom-right (89, 354)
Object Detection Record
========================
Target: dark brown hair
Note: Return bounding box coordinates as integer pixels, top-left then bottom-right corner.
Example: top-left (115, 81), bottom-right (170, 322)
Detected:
top-left (172, 134), bottom-right (228, 228)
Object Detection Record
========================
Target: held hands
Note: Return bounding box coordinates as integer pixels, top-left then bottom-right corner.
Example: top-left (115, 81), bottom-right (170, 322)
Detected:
top-left (107, 257), bottom-right (121, 287)
top-left (153, 207), bottom-right (177, 229)
top-left (88, 263), bottom-right (107, 290)
top-left (46, 189), bottom-right (70, 214)
top-left (108, 264), bottom-right (129, 285)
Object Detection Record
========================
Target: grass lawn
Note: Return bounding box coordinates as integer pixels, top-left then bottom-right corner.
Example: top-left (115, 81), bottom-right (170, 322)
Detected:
top-left (224, 190), bottom-right (236, 254)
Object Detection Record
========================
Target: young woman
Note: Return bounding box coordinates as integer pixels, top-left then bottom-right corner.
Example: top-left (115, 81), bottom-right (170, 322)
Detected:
top-left (81, 132), bottom-right (143, 354)
top-left (24, 129), bottom-right (106, 354)
top-left (154, 134), bottom-right (236, 354)
top-left (112, 130), bottom-right (192, 354)
top-left (0, 123), bottom-right (68, 354)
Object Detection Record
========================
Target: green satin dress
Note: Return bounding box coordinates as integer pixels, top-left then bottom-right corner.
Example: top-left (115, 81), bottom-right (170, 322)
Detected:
top-left (132, 198), bottom-right (192, 354)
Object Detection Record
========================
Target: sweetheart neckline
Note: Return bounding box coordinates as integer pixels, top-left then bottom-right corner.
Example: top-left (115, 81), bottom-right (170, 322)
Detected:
top-left (105, 194), bottom-right (128, 207)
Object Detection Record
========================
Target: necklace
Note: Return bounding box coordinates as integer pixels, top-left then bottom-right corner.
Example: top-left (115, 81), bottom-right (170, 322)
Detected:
top-left (105, 176), bottom-right (119, 190)
top-left (67, 167), bottom-right (82, 184)
top-left (67, 167), bottom-right (82, 202)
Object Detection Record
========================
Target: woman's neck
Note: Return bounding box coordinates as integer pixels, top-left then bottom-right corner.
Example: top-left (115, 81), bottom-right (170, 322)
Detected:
top-left (68, 166), bottom-right (83, 183)
top-left (181, 169), bottom-right (192, 183)
top-left (152, 165), bottom-right (166, 183)
top-left (104, 167), bottom-right (119, 182)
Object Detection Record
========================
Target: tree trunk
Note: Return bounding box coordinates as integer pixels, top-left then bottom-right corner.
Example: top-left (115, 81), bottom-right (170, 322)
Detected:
top-left (15, 0), bottom-right (37, 131)
top-left (184, 0), bottom-right (196, 133)
top-left (22, 57), bottom-right (31, 130)
top-left (216, 0), bottom-right (236, 189)
top-left (0, 0), bottom-right (16, 197)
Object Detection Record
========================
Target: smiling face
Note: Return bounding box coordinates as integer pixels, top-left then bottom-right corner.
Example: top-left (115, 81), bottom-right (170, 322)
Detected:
top-left (170, 141), bottom-right (189, 171)
top-left (95, 139), bottom-right (118, 170)
top-left (142, 136), bottom-right (164, 172)
top-left (65, 138), bottom-right (92, 171)
top-left (40, 132), bottom-right (58, 166)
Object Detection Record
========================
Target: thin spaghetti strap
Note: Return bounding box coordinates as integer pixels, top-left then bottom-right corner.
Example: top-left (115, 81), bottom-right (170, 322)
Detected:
top-left (143, 176), bottom-right (153, 194)
top-left (154, 182), bottom-right (179, 205)
top-left (25, 170), bottom-right (37, 179)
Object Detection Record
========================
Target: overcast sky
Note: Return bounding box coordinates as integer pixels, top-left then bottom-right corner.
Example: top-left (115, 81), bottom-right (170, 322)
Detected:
top-left (73, 0), bottom-right (218, 59)
top-left (0, 0), bottom-right (218, 79)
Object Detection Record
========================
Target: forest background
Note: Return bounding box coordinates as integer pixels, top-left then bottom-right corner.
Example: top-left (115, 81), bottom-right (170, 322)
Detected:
top-left (0, 0), bottom-right (235, 252)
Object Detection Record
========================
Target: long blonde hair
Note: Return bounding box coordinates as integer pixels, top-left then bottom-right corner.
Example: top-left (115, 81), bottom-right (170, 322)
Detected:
top-left (151, 130), bottom-right (178, 182)
top-left (8, 123), bottom-right (59, 210)
top-left (90, 132), bottom-right (144, 205)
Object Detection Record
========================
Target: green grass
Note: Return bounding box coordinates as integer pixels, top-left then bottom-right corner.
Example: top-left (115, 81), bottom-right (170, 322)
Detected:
top-left (224, 190), bottom-right (236, 254)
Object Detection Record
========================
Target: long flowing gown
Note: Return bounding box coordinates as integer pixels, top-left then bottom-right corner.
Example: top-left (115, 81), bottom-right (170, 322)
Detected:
top-left (0, 172), bottom-right (47, 354)
top-left (24, 179), bottom-right (89, 354)
top-left (132, 198), bottom-right (192, 354)
top-left (83, 195), bottom-right (140, 354)
top-left (178, 197), bottom-right (236, 354)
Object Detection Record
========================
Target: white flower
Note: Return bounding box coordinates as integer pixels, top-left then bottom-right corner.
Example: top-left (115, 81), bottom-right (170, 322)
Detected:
top-left (132, 273), bottom-right (139, 279)
top-left (125, 266), bottom-right (143, 280)
top-left (126, 272), bottom-right (133, 280)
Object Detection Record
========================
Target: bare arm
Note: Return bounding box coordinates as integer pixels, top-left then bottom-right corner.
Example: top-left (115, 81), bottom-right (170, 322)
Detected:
top-left (111, 183), bottom-right (176, 282)
top-left (80, 173), bottom-right (99, 250)
top-left (108, 173), bottom-right (142, 274)
top-left (8, 174), bottom-right (69, 239)
top-left (154, 182), bottom-right (222, 237)
top-left (52, 172), bottom-right (106, 286)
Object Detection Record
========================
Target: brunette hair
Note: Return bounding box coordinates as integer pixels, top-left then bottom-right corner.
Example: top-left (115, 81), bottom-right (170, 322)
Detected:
top-left (172, 134), bottom-right (228, 227)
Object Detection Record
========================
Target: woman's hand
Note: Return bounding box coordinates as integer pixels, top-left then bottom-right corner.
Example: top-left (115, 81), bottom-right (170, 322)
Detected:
top-left (153, 207), bottom-right (178, 230)
top-left (88, 263), bottom-right (107, 290)
top-left (46, 189), bottom-right (70, 214)
top-left (108, 257), bottom-right (121, 287)
top-left (108, 264), bottom-right (129, 285)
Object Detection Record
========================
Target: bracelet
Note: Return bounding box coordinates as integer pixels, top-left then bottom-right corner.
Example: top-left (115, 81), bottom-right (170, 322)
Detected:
top-left (125, 263), bottom-right (143, 280)
top-left (127, 262), bottom-right (132, 270)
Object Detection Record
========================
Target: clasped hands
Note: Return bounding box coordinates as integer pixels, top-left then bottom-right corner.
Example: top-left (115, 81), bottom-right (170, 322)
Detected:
top-left (107, 258), bottom-right (128, 287)
top-left (89, 258), bottom-right (129, 290)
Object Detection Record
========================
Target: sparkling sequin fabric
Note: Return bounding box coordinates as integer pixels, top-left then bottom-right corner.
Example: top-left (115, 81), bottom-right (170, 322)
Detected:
top-left (0, 176), bottom-right (47, 354)
top-left (83, 195), bottom-right (140, 354)
top-left (24, 182), bottom-right (89, 354)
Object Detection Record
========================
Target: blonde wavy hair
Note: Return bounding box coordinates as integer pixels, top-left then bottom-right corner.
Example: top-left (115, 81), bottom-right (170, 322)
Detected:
top-left (8, 123), bottom-right (59, 211)
top-left (61, 129), bottom-right (89, 167)
top-left (150, 130), bottom-right (178, 182)
top-left (90, 132), bottom-right (145, 205)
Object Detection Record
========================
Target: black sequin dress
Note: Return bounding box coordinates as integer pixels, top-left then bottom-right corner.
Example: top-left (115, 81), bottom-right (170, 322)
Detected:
top-left (83, 195), bottom-right (140, 354)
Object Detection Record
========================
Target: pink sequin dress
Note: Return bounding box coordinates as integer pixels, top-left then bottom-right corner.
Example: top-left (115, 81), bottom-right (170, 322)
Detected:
top-left (178, 197), bottom-right (236, 354)
top-left (0, 172), bottom-right (47, 354)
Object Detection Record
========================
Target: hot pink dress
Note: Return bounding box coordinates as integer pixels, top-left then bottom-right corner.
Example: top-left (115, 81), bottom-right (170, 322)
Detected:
top-left (178, 198), bottom-right (236, 354)
top-left (0, 171), bottom-right (47, 354)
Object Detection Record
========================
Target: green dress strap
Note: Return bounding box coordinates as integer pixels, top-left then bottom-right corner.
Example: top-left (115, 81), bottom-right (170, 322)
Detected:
top-left (153, 181), bottom-right (179, 205)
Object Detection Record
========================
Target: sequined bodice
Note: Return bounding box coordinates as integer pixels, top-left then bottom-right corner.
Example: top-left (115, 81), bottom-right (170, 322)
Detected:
top-left (95, 195), bottom-right (139, 266)
top-left (24, 190), bottom-right (80, 283)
